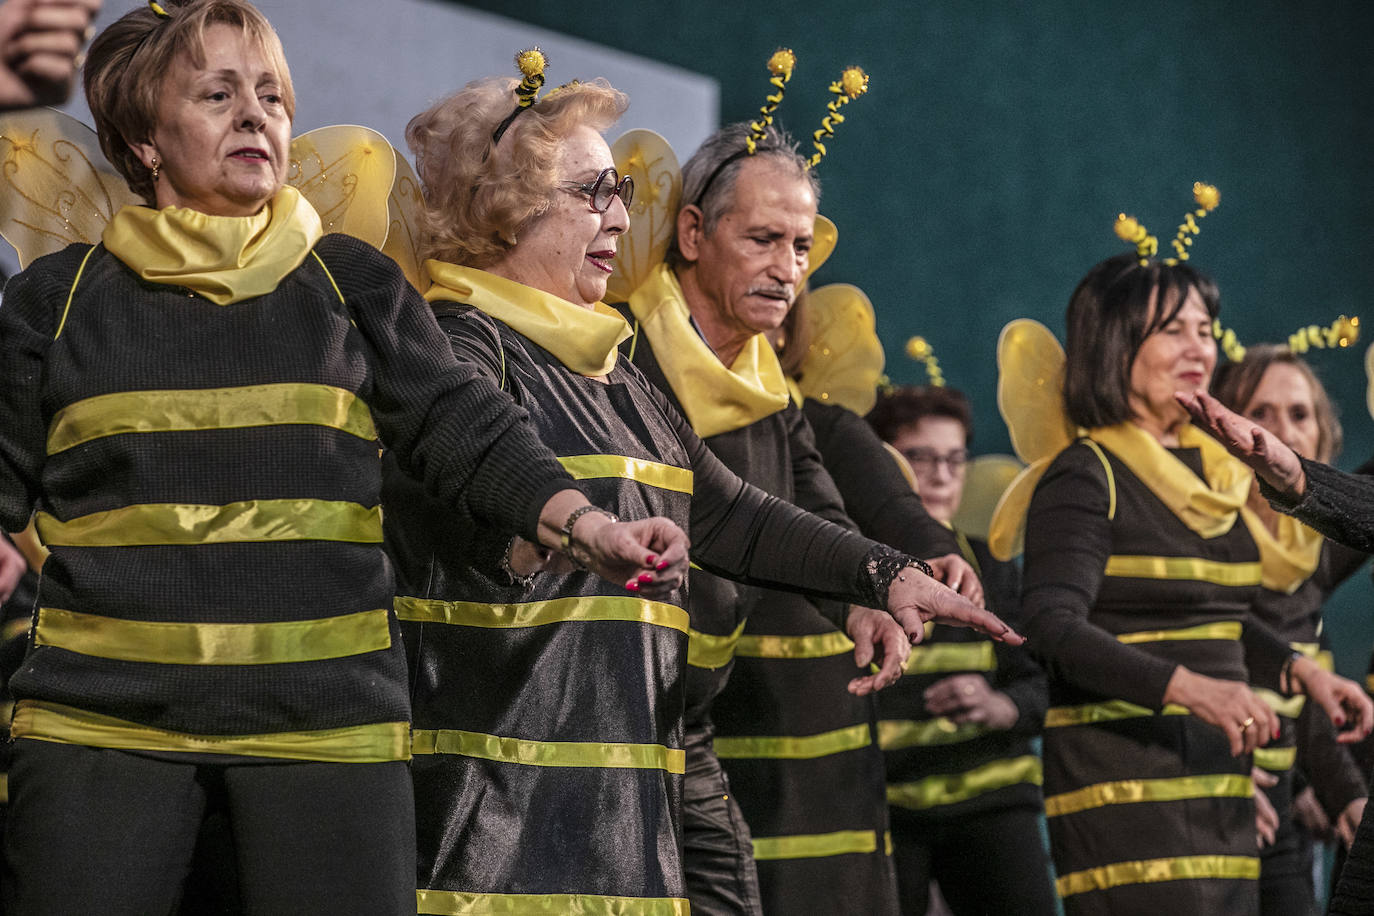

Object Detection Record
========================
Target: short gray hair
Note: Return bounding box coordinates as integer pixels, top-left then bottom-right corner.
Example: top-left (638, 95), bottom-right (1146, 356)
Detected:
top-left (666, 122), bottom-right (818, 268)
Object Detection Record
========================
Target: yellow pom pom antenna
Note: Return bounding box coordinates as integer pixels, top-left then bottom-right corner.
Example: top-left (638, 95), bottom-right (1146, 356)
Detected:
top-left (1113, 183), bottom-right (1219, 266)
top-left (491, 48), bottom-right (550, 147)
top-left (1114, 214), bottom-right (1158, 266)
top-left (747, 48), bottom-right (797, 155)
top-left (807, 67), bottom-right (869, 170)
top-left (1288, 315), bottom-right (1361, 354)
top-left (1169, 181), bottom-right (1220, 263)
top-left (905, 335), bottom-right (945, 387)
top-left (512, 48), bottom-right (549, 109)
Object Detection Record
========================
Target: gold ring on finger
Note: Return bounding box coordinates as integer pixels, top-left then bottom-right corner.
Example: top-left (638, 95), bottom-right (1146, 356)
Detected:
top-left (962, 684), bottom-right (975, 696)
top-left (1240, 716), bottom-right (1255, 729)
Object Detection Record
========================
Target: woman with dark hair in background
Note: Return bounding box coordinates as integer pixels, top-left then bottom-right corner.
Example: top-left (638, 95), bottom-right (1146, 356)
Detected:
top-left (1018, 249), bottom-right (1369, 914)
top-left (869, 385), bottom-right (1056, 916)
top-left (1213, 345), bottom-right (1368, 915)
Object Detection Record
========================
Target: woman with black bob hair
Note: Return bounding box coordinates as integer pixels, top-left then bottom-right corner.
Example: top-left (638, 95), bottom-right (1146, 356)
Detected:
top-left (1019, 249), bottom-right (1370, 914)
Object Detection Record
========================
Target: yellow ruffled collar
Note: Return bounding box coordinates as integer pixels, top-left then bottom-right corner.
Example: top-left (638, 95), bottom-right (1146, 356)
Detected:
top-left (424, 261), bottom-right (630, 377)
top-left (626, 262), bottom-right (789, 437)
top-left (1087, 422), bottom-right (1252, 538)
top-left (101, 187), bottom-right (322, 305)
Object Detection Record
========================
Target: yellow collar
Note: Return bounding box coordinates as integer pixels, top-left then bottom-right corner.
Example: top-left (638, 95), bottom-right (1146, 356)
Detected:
top-left (1240, 507), bottom-right (1324, 594)
top-left (1087, 422), bottom-right (1252, 538)
top-left (101, 187), bottom-right (323, 305)
top-left (424, 261), bottom-right (630, 377)
top-left (626, 263), bottom-right (789, 437)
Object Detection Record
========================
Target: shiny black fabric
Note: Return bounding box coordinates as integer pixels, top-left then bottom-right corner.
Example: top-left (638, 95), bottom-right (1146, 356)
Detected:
top-left (682, 728), bottom-right (763, 916)
top-left (622, 319), bottom-right (900, 915)
top-left (387, 305), bottom-right (894, 904)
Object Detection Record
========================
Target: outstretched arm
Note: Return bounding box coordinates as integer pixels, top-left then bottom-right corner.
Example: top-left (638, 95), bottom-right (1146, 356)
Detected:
top-left (1181, 390), bottom-right (1374, 554)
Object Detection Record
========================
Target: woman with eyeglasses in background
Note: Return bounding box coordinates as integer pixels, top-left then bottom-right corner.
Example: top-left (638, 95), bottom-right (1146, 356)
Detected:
top-left (384, 74), bottom-right (1020, 914)
top-left (868, 385), bottom-right (1057, 915)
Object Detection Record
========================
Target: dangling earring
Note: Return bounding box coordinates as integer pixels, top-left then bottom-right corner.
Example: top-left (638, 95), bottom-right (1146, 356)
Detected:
top-left (150, 157), bottom-right (160, 181)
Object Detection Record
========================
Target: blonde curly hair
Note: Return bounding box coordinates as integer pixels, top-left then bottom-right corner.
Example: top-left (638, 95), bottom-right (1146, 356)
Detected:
top-left (406, 77), bottom-right (628, 267)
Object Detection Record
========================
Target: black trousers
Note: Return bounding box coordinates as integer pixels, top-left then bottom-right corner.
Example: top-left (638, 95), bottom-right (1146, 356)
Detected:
top-left (682, 727), bottom-right (763, 916)
top-left (891, 805), bottom-right (1058, 916)
top-left (2, 739), bottom-right (415, 916)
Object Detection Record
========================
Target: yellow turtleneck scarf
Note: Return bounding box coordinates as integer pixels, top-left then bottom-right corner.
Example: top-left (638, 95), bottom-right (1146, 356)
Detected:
top-left (627, 263), bottom-right (789, 438)
top-left (1087, 422), bottom-right (1253, 538)
top-left (1240, 505), bottom-right (1324, 594)
top-left (424, 261), bottom-right (630, 377)
top-left (102, 187), bottom-right (323, 306)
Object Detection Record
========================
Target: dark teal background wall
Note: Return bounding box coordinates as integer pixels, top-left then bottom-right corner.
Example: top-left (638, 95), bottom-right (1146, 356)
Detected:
top-left (460, 1), bottom-right (1374, 676)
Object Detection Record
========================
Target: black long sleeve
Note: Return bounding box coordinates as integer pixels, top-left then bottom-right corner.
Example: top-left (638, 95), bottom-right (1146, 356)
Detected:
top-left (1263, 457), bottom-right (1374, 556)
top-left (1020, 444), bottom-right (1181, 707)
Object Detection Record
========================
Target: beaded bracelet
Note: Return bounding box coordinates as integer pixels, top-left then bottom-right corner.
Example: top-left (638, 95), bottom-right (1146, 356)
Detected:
top-left (559, 505), bottom-right (620, 570)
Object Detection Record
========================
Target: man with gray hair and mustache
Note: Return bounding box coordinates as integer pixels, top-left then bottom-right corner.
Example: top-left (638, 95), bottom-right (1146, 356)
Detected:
top-left (619, 122), bottom-right (982, 915)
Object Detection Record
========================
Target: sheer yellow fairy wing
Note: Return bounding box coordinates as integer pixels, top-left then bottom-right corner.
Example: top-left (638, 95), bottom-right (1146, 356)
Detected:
top-left (796, 283), bottom-right (884, 416)
top-left (381, 153), bottom-right (426, 292)
top-left (997, 318), bottom-right (1074, 464)
top-left (988, 318), bottom-right (1075, 560)
top-left (953, 453), bottom-right (1025, 544)
top-left (0, 108), bottom-right (139, 267)
top-left (988, 456), bottom-right (1054, 561)
top-left (808, 214), bottom-right (837, 278)
top-left (608, 129), bottom-right (680, 303)
top-left (287, 125), bottom-right (396, 250)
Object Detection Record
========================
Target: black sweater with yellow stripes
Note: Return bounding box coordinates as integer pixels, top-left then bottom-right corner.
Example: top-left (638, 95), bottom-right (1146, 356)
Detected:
top-left (0, 237), bottom-right (574, 762)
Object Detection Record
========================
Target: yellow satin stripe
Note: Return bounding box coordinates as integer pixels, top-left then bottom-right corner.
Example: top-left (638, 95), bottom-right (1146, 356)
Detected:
top-left (1044, 773), bottom-right (1252, 818)
top-left (33, 606), bottom-right (390, 665)
top-left (687, 620), bottom-right (747, 669)
top-left (1055, 854), bottom-right (1259, 898)
top-left (1255, 687), bottom-right (1306, 719)
top-left (886, 755), bottom-right (1043, 810)
top-left (11, 700), bottom-right (408, 762)
top-left (393, 595), bottom-right (687, 634)
top-left (36, 499), bottom-right (381, 547)
top-left (1103, 555), bottom-right (1261, 587)
top-left (1044, 699), bottom-right (1191, 728)
top-left (410, 728), bottom-right (685, 774)
top-left (1317, 650), bottom-right (1334, 672)
top-left (47, 383), bottom-right (377, 454)
top-left (713, 723), bottom-right (871, 760)
top-left (884, 830), bottom-right (893, 856)
top-left (904, 641), bottom-right (995, 674)
top-left (877, 717), bottom-right (988, 750)
top-left (1367, 673), bottom-right (1374, 695)
top-left (1254, 746), bottom-right (1298, 771)
top-left (734, 630), bottom-right (854, 659)
top-left (416, 889), bottom-right (690, 915)
top-left (751, 829), bottom-right (880, 862)
top-left (557, 455), bottom-right (694, 495)
top-left (1292, 641), bottom-right (1320, 658)
top-left (0, 773), bottom-right (7, 804)
top-left (1115, 620), bottom-right (1242, 645)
